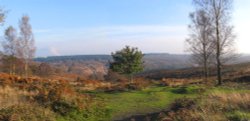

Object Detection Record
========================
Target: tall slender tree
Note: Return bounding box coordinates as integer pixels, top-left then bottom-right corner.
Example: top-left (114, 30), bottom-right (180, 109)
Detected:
top-left (193, 0), bottom-right (235, 85)
top-left (186, 9), bottom-right (214, 82)
top-left (2, 26), bottom-right (18, 75)
top-left (19, 15), bottom-right (36, 77)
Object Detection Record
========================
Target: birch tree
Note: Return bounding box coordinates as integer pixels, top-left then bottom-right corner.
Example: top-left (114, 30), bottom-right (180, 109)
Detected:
top-left (186, 9), bottom-right (214, 82)
top-left (2, 26), bottom-right (18, 75)
top-left (19, 15), bottom-right (36, 77)
top-left (193, 0), bottom-right (235, 85)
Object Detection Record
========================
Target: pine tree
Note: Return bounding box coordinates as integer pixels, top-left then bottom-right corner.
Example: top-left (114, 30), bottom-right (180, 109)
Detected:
top-left (110, 46), bottom-right (144, 82)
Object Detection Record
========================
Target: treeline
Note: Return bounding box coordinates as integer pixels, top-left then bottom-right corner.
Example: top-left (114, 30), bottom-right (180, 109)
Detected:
top-left (35, 55), bottom-right (112, 62)
top-left (0, 0), bottom-right (237, 83)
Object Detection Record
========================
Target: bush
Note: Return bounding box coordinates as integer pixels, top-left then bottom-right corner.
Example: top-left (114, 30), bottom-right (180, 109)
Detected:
top-left (0, 104), bottom-right (56, 121)
top-left (165, 91), bottom-right (250, 121)
top-left (0, 73), bottom-right (113, 121)
top-left (57, 102), bottom-right (111, 121)
top-left (227, 111), bottom-right (250, 121)
top-left (51, 100), bottom-right (78, 116)
top-left (104, 70), bottom-right (127, 82)
top-left (170, 98), bottom-right (196, 112)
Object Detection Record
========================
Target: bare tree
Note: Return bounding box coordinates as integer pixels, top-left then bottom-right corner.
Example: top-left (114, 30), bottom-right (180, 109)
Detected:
top-left (18, 15), bottom-right (36, 77)
top-left (2, 26), bottom-right (19, 75)
top-left (186, 9), bottom-right (214, 82)
top-left (193, 0), bottom-right (235, 85)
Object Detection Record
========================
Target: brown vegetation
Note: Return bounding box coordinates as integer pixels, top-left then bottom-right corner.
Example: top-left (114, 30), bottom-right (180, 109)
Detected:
top-left (162, 91), bottom-right (250, 121)
top-left (160, 78), bottom-right (203, 87)
top-left (0, 72), bottom-right (94, 120)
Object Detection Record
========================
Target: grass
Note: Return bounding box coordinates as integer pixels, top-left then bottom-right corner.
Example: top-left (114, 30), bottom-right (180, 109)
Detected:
top-left (2, 75), bottom-right (250, 121)
top-left (87, 85), bottom-right (201, 120)
top-left (83, 84), bottom-right (250, 121)
top-left (208, 86), bottom-right (250, 93)
top-left (227, 111), bottom-right (250, 121)
top-left (163, 84), bottom-right (250, 121)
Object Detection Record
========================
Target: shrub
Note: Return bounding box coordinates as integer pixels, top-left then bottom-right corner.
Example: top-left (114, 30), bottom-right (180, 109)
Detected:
top-left (0, 104), bottom-right (56, 121)
top-left (57, 101), bottom-right (111, 121)
top-left (104, 70), bottom-right (127, 82)
top-left (209, 92), bottom-right (250, 111)
top-left (227, 111), bottom-right (250, 121)
top-left (51, 100), bottom-right (77, 116)
top-left (170, 98), bottom-right (196, 112)
top-left (165, 91), bottom-right (250, 121)
top-left (0, 86), bottom-right (32, 108)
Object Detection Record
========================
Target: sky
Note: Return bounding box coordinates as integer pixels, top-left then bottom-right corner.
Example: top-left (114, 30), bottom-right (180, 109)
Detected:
top-left (0, 0), bottom-right (249, 57)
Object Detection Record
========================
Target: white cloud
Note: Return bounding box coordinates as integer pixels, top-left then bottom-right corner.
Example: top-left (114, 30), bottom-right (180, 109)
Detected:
top-left (49, 47), bottom-right (60, 56)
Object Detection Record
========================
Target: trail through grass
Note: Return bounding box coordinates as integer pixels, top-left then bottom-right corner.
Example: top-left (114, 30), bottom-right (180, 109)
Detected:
top-left (82, 84), bottom-right (250, 121)
top-left (89, 86), bottom-right (201, 120)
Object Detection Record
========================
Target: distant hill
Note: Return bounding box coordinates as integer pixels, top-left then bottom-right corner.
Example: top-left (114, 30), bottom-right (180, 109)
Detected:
top-left (34, 53), bottom-right (250, 80)
top-left (35, 53), bottom-right (192, 70)
top-left (35, 55), bottom-right (112, 62)
top-left (143, 53), bottom-right (191, 70)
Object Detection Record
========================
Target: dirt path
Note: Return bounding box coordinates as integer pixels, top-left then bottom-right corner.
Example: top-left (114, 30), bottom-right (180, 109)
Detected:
top-left (114, 109), bottom-right (170, 121)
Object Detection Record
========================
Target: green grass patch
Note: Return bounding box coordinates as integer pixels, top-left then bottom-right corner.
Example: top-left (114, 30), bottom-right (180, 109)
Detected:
top-left (79, 84), bottom-right (250, 120)
top-left (227, 111), bottom-right (250, 121)
top-left (207, 86), bottom-right (250, 94)
top-left (91, 86), bottom-right (201, 120)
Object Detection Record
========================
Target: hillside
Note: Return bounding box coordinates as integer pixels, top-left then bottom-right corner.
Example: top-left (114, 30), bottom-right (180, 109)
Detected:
top-left (34, 54), bottom-right (191, 80)
top-left (34, 53), bottom-right (250, 80)
top-left (35, 53), bottom-right (191, 70)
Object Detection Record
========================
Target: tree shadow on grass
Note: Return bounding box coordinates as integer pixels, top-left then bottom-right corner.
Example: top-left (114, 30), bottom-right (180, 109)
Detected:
top-left (170, 86), bottom-right (188, 94)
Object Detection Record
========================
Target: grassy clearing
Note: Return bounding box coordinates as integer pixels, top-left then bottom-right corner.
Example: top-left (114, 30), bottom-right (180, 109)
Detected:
top-left (85, 84), bottom-right (250, 121)
top-left (88, 86), bottom-right (202, 120)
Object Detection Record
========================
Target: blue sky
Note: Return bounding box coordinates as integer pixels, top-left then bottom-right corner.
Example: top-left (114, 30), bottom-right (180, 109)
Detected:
top-left (0, 0), bottom-right (249, 57)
